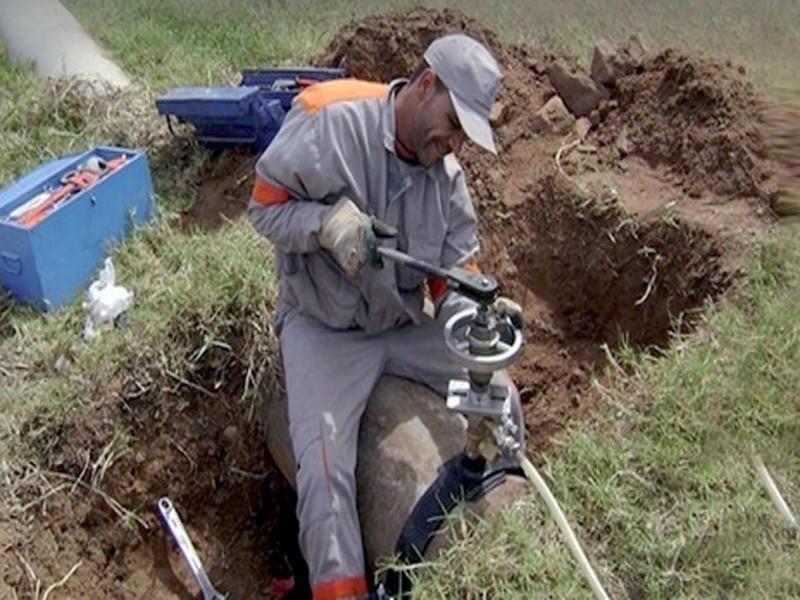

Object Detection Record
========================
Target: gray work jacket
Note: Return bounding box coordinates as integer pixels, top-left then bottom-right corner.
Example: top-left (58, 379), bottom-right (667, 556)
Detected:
top-left (249, 79), bottom-right (479, 334)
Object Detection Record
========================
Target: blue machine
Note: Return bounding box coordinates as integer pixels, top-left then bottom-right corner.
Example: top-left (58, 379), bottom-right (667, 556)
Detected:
top-left (0, 146), bottom-right (155, 311)
top-left (155, 67), bottom-right (345, 151)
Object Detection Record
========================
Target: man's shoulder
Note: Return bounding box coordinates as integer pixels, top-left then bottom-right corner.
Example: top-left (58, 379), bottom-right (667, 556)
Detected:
top-left (295, 79), bottom-right (389, 116)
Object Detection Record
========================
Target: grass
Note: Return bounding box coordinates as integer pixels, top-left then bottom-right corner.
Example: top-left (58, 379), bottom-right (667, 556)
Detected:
top-left (0, 216), bottom-right (277, 456)
top-left (1, 0), bottom-right (799, 597)
top-left (62, 0), bottom-right (800, 98)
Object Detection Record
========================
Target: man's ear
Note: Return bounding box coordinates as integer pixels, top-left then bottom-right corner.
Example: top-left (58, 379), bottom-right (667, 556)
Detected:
top-left (416, 68), bottom-right (437, 98)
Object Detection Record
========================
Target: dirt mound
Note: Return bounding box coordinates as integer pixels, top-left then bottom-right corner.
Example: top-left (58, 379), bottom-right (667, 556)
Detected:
top-left (595, 50), bottom-right (774, 200)
top-left (315, 7), bottom-right (556, 160)
top-left (317, 7), bottom-right (552, 87)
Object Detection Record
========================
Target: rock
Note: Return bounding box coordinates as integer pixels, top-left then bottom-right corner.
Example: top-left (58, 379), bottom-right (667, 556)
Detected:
top-left (222, 425), bottom-right (239, 443)
top-left (615, 127), bottom-right (632, 156)
top-left (574, 117), bottom-right (592, 141)
top-left (54, 355), bottom-right (70, 373)
top-left (589, 109), bottom-right (601, 127)
top-left (531, 95), bottom-right (574, 134)
top-left (526, 57), bottom-right (547, 75)
top-left (598, 99), bottom-right (618, 118)
top-left (688, 182), bottom-right (704, 198)
top-left (547, 60), bottom-right (610, 117)
top-left (591, 38), bottom-right (618, 86)
top-left (623, 33), bottom-right (649, 63)
top-left (489, 101), bottom-right (508, 126)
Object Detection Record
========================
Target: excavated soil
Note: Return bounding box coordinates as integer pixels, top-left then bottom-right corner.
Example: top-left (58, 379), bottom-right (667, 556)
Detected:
top-left (594, 50), bottom-right (774, 200)
top-left (3, 7), bottom-right (782, 600)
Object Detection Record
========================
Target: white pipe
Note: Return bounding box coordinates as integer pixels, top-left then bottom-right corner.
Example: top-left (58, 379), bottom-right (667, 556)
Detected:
top-left (517, 451), bottom-right (611, 600)
top-left (752, 453), bottom-right (799, 530)
top-left (0, 0), bottom-right (130, 87)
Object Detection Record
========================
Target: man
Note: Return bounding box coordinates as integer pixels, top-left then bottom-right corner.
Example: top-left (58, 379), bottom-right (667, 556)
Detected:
top-left (249, 34), bottom-right (519, 600)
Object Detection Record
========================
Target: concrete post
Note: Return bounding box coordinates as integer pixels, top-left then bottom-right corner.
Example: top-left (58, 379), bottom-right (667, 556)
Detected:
top-left (0, 0), bottom-right (130, 87)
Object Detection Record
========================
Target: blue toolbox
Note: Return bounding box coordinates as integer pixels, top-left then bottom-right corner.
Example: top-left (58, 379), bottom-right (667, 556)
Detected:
top-left (155, 67), bottom-right (345, 151)
top-left (0, 146), bottom-right (155, 311)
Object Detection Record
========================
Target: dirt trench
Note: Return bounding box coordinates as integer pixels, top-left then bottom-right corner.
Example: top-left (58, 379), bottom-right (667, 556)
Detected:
top-left (2, 7), bottom-right (780, 600)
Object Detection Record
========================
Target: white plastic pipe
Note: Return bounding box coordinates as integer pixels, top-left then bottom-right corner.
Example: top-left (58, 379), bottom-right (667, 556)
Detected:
top-left (752, 453), bottom-right (799, 530)
top-left (517, 451), bottom-right (611, 600)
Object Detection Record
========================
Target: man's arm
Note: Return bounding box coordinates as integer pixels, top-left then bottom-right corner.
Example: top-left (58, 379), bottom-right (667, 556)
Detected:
top-left (248, 102), bottom-right (347, 253)
top-left (248, 185), bottom-right (330, 254)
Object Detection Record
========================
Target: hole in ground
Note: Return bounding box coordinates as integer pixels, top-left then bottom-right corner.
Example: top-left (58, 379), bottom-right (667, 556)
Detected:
top-left (480, 175), bottom-right (731, 449)
top-left (505, 175), bottom-right (730, 349)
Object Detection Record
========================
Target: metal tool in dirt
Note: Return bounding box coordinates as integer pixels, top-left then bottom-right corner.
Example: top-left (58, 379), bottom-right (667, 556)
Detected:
top-left (377, 246), bottom-right (524, 461)
top-left (156, 497), bottom-right (227, 600)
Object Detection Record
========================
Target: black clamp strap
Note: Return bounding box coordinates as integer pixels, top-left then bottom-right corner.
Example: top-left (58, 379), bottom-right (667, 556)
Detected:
top-left (383, 452), bottom-right (522, 598)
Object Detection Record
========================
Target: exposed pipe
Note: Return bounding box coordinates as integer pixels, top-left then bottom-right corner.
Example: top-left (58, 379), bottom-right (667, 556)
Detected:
top-left (752, 453), bottom-right (799, 530)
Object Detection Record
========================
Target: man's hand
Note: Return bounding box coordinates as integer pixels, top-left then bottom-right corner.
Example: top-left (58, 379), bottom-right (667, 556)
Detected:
top-left (318, 197), bottom-right (396, 279)
top-left (495, 296), bottom-right (523, 345)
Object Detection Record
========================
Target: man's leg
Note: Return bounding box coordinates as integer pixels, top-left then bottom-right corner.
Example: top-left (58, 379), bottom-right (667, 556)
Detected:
top-left (280, 310), bottom-right (387, 599)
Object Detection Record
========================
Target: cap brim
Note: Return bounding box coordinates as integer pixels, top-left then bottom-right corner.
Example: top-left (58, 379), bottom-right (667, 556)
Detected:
top-left (449, 90), bottom-right (497, 155)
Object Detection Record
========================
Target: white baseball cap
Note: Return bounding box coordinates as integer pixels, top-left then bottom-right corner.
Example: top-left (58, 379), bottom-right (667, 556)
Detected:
top-left (424, 34), bottom-right (501, 154)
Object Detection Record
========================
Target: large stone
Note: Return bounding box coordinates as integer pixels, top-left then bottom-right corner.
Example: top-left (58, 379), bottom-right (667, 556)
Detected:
top-left (547, 60), bottom-right (610, 117)
top-left (624, 33), bottom-right (649, 63)
top-left (574, 117), bottom-right (592, 141)
top-left (261, 375), bottom-right (530, 572)
top-left (615, 127), bottom-right (633, 156)
top-left (591, 38), bottom-right (619, 86)
top-left (532, 95), bottom-right (574, 134)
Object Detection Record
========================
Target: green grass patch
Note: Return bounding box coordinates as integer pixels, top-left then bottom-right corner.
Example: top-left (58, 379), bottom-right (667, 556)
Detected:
top-left (0, 219), bottom-right (276, 455)
top-left (61, 0), bottom-right (799, 98)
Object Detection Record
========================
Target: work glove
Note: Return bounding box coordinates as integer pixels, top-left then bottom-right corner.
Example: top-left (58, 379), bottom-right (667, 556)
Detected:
top-left (318, 197), bottom-right (396, 279)
top-left (494, 296), bottom-right (523, 345)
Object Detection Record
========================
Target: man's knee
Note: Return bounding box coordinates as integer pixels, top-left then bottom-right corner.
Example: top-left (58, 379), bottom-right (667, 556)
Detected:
top-left (293, 417), bottom-right (358, 513)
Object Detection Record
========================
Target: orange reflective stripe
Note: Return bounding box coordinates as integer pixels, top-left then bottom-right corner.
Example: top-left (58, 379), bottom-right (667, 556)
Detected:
top-left (298, 79), bottom-right (389, 115)
top-left (252, 175), bottom-right (291, 206)
top-left (428, 258), bottom-right (481, 304)
top-left (313, 576), bottom-right (368, 600)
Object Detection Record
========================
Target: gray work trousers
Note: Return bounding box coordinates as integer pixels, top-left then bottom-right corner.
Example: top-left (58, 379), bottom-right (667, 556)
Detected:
top-left (279, 308), bottom-right (521, 597)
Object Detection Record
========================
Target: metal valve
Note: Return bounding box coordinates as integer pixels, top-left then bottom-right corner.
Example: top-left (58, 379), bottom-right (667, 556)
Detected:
top-left (375, 246), bottom-right (526, 459)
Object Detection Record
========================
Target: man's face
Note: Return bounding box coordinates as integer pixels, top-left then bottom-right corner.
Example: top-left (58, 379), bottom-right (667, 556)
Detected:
top-left (411, 73), bottom-right (466, 167)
